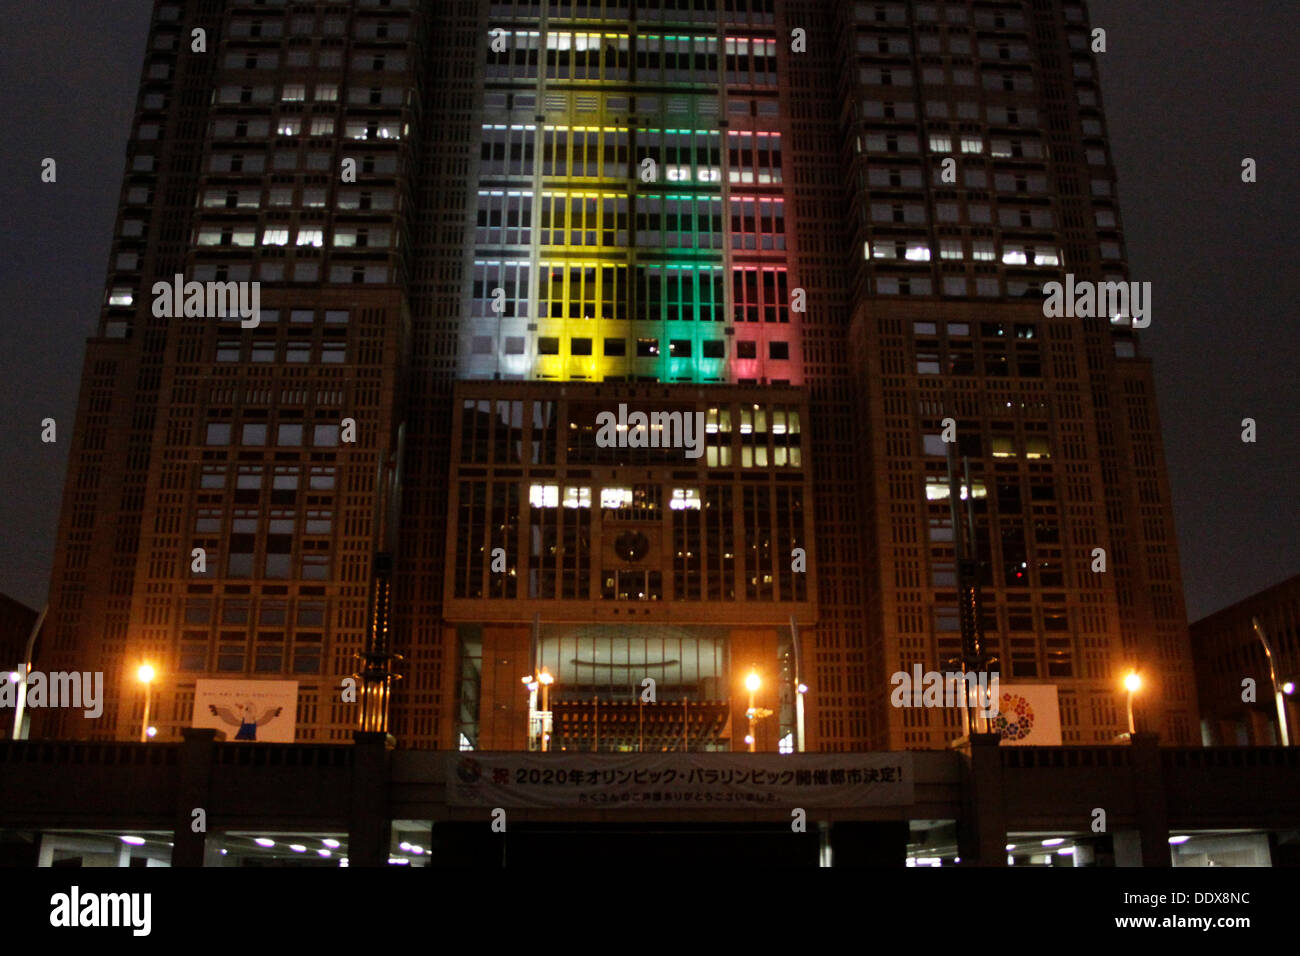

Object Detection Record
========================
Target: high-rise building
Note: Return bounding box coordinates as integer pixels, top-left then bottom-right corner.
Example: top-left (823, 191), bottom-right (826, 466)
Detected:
top-left (41, 0), bottom-right (1196, 751)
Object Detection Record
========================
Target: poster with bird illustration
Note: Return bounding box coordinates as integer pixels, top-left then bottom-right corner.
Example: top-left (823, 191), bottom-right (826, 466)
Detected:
top-left (191, 680), bottom-right (298, 742)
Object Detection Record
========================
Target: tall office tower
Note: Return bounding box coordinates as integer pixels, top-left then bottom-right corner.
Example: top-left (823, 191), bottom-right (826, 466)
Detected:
top-left (43, 0), bottom-right (430, 741)
top-left (42, 0), bottom-right (1195, 751)
top-left (841, 0), bottom-right (1196, 746)
top-left (415, 0), bottom-right (826, 752)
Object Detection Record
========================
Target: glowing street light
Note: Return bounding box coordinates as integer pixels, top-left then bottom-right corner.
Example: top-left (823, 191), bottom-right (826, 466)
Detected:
top-left (137, 663), bottom-right (156, 743)
top-left (1252, 617), bottom-right (1291, 746)
top-left (743, 667), bottom-right (772, 753)
top-left (538, 667), bottom-right (554, 751)
top-left (1123, 670), bottom-right (1141, 737)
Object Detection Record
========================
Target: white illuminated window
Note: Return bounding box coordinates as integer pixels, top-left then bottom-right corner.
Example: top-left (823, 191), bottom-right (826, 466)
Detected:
top-left (281, 84), bottom-right (306, 102)
top-left (670, 488), bottom-right (701, 510)
top-left (277, 119), bottom-right (301, 135)
top-left (562, 486), bottom-right (591, 509)
top-left (972, 241), bottom-right (995, 261)
top-left (939, 239), bottom-right (963, 260)
top-left (108, 288), bottom-right (133, 306)
top-left (529, 484), bottom-right (559, 508)
top-left (296, 229), bottom-right (323, 247)
top-left (1002, 248), bottom-right (1028, 265)
top-left (960, 136), bottom-right (983, 153)
top-left (600, 487), bottom-right (632, 510)
top-left (262, 228), bottom-right (289, 246)
top-left (925, 478), bottom-right (987, 500)
top-left (905, 243), bottom-right (932, 262)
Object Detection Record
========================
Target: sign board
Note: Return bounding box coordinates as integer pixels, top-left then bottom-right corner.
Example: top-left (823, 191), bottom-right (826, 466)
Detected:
top-left (191, 679), bottom-right (298, 742)
top-left (991, 683), bottom-right (1062, 746)
top-left (446, 752), bottom-right (914, 808)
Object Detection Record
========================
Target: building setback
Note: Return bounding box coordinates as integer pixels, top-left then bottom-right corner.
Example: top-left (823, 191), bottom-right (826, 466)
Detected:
top-left (40, 0), bottom-right (1196, 751)
top-left (1191, 574), bottom-right (1300, 746)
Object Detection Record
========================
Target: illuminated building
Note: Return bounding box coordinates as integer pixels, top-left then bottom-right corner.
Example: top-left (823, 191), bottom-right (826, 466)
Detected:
top-left (40, 0), bottom-right (1196, 752)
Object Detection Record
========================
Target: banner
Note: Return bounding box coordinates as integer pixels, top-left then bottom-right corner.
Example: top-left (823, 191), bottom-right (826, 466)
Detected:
top-left (446, 752), bottom-right (913, 808)
top-left (191, 679), bottom-right (298, 742)
top-left (991, 683), bottom-right (1062, 746)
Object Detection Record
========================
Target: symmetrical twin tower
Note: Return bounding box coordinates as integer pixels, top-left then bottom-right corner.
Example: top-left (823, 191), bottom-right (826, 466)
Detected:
top-left (42, 0), bottom-right (1196, 752)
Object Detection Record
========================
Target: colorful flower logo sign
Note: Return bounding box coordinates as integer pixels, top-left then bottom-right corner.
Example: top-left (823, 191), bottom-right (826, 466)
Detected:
top-left (993, 692), bottom-right (1035, 741)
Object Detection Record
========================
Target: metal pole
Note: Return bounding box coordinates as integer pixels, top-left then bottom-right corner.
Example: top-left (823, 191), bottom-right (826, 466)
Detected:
top-left (1253, 617), bottom-right (1290, 746)
top-left (747, 687), bottom-right (755, 753)
top-left (790, 615), bottom-right (805, 753)
top-left (541, 677), bottom-right (549, 752)
top-left (140, 682), bottom-right (152, 743)
top-left (11, 605), bottom-right (46, 740)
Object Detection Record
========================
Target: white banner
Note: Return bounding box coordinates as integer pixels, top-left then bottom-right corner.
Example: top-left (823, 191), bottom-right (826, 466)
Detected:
top-left (991, 683), bottom-right (1062, 746)
top-left (446, 752), bottom-right (913, 808)
top-left (192, 679), bottom-right (298, 742)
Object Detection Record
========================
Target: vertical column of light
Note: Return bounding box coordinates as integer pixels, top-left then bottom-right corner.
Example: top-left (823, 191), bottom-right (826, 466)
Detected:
top-left (635, 25), bottom-right (726, 384)
top-left (476, 16), bottom-right (544, 380)
top-left (722, 23), bottom-right (797, 385)
top-left (534, 14), bottom-right (633, 382)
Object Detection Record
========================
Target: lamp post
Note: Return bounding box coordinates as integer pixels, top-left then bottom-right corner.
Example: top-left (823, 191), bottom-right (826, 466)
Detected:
top-left (744, 667), bottom-right (772, 753)
top-left (538, 667), bottom-right (554, 752)
top-left (521, 675), bottom-right (539, 751)
top-left (137, 663), bottom-right (156, 743)
top-left (1123, 669), bottom-right (1141, 737)
top-left (1252, 617), bottom-right (1290, 746)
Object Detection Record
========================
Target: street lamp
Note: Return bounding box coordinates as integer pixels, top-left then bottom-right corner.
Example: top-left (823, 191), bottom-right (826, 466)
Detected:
top-left (1252, 617), bottom-right (1290, 746)
top-left (137, 663), bottom-right (156, 743)
top-left (744, 667), bottom-right (772, 753)
top-left (538, 667), bottom-right (554, 752)
top-left (1123, 670), bottom-right (1141, 737)
top-left (521, 675), bottom-right (539, 751)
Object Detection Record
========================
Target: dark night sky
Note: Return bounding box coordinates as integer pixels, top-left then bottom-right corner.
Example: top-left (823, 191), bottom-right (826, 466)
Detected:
top-left (0, 1), bottom-right (1295, 622)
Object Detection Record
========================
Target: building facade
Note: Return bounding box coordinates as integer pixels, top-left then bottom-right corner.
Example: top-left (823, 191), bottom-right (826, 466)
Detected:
top-left (40, 0), bottom-right (1196, 751)
top-left (1191, 574), bottom-right (1300, 746)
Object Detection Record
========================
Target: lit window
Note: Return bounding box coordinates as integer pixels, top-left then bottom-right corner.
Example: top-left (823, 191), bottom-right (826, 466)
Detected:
top-left (600, 487), bottom-right (632, 510)
top-left (925, 478), bottom-right (986, 500)
top-left (262, 229), bottom-right (289, 246)
top-left (529, 484), bottom-right (559, 508)
top-left (670, 488), bottom-right (701, 510)
top-left (562, 487), bottom-right (591, 509)
top-left (991, 436), bottom-right (1016, 458)
top-left (296, 229), bottom-right (323, 247)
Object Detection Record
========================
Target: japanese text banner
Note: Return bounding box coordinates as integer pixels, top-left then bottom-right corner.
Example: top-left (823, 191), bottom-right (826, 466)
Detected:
top-left (445, 752), bottom-right (913, 808)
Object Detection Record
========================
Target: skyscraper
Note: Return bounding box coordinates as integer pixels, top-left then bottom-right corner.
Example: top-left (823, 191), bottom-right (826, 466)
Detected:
top-left (41, 0), bottom-right (1196, 751)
